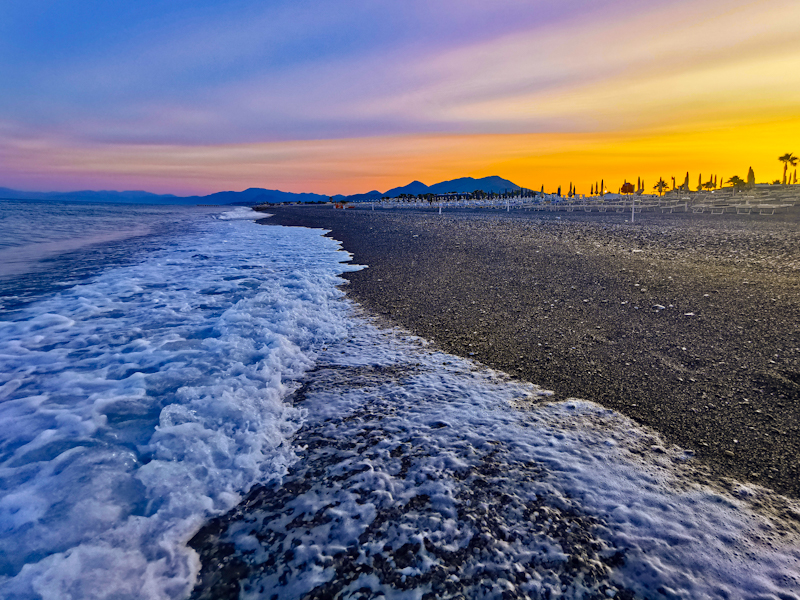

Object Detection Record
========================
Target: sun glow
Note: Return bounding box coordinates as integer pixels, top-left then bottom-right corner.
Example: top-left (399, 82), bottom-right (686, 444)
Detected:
top-left (1, 0), bottom-right (799, 196)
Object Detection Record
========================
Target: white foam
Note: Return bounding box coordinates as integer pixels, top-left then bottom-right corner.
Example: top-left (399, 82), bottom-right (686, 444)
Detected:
top-left (217, 207), bottom-right (271, 220)
top-left (220, 322), bottom-right (800, 600)
top-left (3, 215), bottom-right (799, 599)
top-left (0, 218), bottom-right (361, 599)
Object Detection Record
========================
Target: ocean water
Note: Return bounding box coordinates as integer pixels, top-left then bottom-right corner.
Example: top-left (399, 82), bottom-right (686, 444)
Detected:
top-left (1, 201), bottom-right (799, 600)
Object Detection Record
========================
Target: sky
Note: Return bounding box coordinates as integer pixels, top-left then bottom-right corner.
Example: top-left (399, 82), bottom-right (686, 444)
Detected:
top-left (1, 0), bottom-right (799, 196)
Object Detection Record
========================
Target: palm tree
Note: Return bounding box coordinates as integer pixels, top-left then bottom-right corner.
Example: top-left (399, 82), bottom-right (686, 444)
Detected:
top-left (779, 153), bottom-right (797, 184)
top-left (653, 178), bottom-right (669, 196)
top-left (727, 176), bottom-right (746, 191)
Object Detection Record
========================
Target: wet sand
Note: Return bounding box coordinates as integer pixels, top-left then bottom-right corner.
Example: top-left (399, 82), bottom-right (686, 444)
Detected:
top-left (264, 204), bottom-right (800, 498)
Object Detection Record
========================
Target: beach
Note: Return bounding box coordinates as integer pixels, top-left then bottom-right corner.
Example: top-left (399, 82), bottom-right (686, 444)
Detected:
top-left (265, 204), bottom-right (800, 499)
top-left (4, 201), bottom-right (799, 598)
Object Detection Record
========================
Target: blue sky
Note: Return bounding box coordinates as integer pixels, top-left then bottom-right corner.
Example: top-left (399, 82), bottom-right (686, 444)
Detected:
top-left (1, 0), bottom-right (798, 194)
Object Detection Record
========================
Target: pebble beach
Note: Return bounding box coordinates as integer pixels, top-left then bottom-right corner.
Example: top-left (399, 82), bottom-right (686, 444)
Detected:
top-left (265, 204), bottom-right (800, 499)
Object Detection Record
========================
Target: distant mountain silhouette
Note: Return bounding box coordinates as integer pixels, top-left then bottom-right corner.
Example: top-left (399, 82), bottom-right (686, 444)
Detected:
top-left (427, 176), bottom-right (520, 195)
top-left (202, 188), bottom-right (342, 205)
top-left (371, 176), bottom-right (522, 198)
top-left (0, 175), bottom-right (523, 205)
top-left (382, 180), bottom-right (430, 197)
top-left (341, 190), bottom-right (382, 203)
top-left (0, 186), bottom-right (344, 205)
top-left (0, 187), bottom-right (189, 204)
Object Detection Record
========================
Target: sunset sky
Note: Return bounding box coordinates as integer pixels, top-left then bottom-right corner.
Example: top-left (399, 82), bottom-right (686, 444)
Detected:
top-left (1, 0), bottom-right (798, 196)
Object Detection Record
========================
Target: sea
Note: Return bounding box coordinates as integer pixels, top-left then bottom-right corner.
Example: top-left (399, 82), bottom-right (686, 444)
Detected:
top-left (0, 199), bottom-right (798, 600)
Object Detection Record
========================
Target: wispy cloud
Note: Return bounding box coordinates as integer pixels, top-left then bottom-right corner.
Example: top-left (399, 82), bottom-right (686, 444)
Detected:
top-left (1, 0), bottom-right (798, 193)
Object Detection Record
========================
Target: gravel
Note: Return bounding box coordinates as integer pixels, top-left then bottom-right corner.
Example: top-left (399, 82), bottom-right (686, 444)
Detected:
top-left (264, 204), bottom-right (800, 498)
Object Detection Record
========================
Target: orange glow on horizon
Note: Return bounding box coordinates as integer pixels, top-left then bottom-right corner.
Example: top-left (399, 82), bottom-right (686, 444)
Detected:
top-left (2, 0), bottom-right (799, 198)
top-left (3, 113), bottom-right (799, 197)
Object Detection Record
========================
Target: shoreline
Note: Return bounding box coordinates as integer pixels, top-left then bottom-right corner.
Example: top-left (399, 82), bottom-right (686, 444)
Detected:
top-left (264, 204), bottom-right (800, 499)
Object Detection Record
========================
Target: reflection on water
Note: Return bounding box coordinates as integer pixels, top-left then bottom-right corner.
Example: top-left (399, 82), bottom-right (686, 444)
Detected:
top-left (0, 227), bottom-right (152, 278)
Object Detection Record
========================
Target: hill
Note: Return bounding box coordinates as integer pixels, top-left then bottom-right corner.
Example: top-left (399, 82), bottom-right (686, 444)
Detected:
top-left (371, 176), bottom-right (522, 199)
top-left (0, 175), bottom-right (524, 205)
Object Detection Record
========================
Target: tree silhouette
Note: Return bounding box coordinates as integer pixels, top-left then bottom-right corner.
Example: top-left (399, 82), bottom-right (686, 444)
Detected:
top-left (779, 153), bottom-right (797, 184)
top-left (621, 181), bottom-right (635, 194)
top-left (746, 167), bottom-right (755, 189)
top-left (727, 176), bottom-right (746, 191)
top-left (653, 178), bottom-right (669, 196)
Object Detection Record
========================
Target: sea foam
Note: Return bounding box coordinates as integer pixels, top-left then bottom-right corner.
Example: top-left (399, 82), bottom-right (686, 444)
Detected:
top-left (206, 323), bottom-right (800, 600)
top-left (3, 208), bottom-right (799, 600)
top-left (0, 211), bottom-right (361, 599)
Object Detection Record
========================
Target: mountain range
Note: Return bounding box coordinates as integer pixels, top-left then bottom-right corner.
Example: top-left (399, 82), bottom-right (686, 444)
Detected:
top-left (0, 175), bottom-right (522, 205)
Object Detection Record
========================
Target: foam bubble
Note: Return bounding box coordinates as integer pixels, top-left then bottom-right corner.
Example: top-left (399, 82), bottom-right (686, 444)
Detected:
top-left (194, 320), bottom-right (800, 600)
top-left (217, 207), bottom-right (270, 220)
top-left (0, 217), bottom-right (361, 599)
